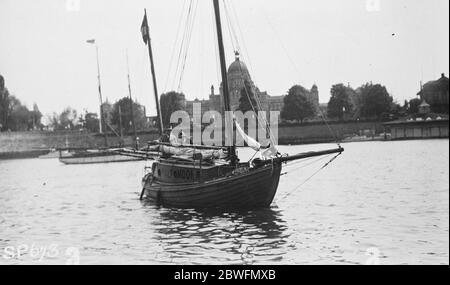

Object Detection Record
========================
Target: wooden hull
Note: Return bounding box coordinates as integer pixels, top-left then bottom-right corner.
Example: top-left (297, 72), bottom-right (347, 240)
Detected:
top-left (59, 154), bottom-right (143, 165)
top-left (142, 162), bottom-right (282, 208)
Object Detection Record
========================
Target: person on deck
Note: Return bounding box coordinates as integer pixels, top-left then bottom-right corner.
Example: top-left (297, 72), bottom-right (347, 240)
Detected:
top-left (159, 127), bottom-right (179, 145)
top-left (160, 128), bottom-right (172, 143)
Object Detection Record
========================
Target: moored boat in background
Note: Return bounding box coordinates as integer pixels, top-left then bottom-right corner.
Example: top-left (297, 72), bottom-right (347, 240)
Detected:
top-left (59, 148), bottom-right (143, 165)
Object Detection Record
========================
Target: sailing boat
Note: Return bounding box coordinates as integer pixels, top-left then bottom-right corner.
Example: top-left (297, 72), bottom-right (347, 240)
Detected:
top-left (59, 71), bottom-right (143, 164)
top-left (138, 1), bottom-right (343, 208)
top-left (58, 139), bottom-right (144, 164)
top-left (59, 112), bottom-right (144, 164)
top-left (59, 49), bottom-right (144, 165)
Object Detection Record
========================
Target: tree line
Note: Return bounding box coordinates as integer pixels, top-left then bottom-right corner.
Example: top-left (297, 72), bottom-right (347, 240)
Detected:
top-left (325, 83), bottom-right (431, 122)
top-left (238, 80), bottom-right (407, 123)
top-left (0, 74), bottom-right (149, 134)
top-left (46, 98), bottom-right (148, 134)
top-left (0, 75), bottom-right (43, 131)
top-left (2, 70), bottom-right (440, 133)
top-left (156, 80), bottom-right (406, 127)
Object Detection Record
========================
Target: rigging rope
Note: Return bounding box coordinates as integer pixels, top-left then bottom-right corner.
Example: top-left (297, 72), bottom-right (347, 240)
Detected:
top-left (211, 0), bottom-right (222, 87)
top-left (257, 3), bottom-right (341, 148)
top-left (223, 0), bottom-right (240, 53)
top-left (279, 152), bottom-right (342, 201)
top-left (172, 0), bottom-right (195, 91)
top-left (258, 4), bottom-right (302, 80)
top-left (177, 0), bottom-right (199, 91)
top-left (282, 153), bottom-right (333, 174)
top-left (223, 1), bottom-right (236, 53)
top-left (229, 0), bottom-right (255, 78)
top-left (318, 106), bottom-right (341, 145)
top-left (163, 0), bottom-right (188, 93)
top-left (220, 1), bottom-right (264, 138)
top-left (221, 1), bottom-right (278, 151)
top-left (197, 3), bottom-right (205, 99)
top-left (171, 0), bottom-right (192, 89)
top-left (236, 62), bottom-right (277, 149)
top-left (177, 0), bottom-right (199, 92)
top-left (223, 8), bottom-right (275, 147)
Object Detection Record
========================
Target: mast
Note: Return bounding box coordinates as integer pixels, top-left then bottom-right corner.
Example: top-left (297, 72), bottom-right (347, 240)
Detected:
top-left (119, 105), bottom-right (124, 145)
top-left (126, 50), bottom-right (138, 147)
top-left (213, 0), bottom-right (237, 163)
top-left (96, 46), bottom-right (108, 146)
top-left (87, 40), bottom-right (109, 146)
top-left (142, 9), bottom-right (164, 136)
top-left (118, 104), bottom-right (124, 144)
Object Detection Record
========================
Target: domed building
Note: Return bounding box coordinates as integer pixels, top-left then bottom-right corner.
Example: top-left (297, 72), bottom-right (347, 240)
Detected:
top-left (226, 52), bottom-right (253, 110)
top-left (218, 52), bottom-right (268, 112)
top-left (184, 51), bottom-right (318, 116)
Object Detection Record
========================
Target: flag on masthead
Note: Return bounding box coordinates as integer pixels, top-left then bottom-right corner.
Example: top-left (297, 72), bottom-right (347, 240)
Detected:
top-left (141, 10), bottom-right (150, 45)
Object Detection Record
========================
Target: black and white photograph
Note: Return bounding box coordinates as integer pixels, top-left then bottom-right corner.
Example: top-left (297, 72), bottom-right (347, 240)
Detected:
top-left (0, 0), bottom-right (448, 270)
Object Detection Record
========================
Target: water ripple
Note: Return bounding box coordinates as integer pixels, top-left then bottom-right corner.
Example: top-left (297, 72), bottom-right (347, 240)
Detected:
top-left (0, 140), bottom-right (448, 264)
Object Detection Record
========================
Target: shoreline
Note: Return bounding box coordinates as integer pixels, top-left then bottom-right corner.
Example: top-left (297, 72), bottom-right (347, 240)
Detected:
top-left (2, 137), bottom-right (449, 160)
top-left (1, 118), bottom-right (448, 160)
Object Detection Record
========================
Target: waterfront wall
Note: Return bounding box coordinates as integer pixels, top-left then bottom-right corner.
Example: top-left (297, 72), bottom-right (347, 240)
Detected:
top-left (277, 121), bottom-right (384, 144)
top-left (0, 121), bottom-right (384, 158)
top-left (0, 131), bottom-right (159, 157)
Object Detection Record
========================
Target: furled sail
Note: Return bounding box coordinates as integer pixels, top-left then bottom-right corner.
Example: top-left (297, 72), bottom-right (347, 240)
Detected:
top-left (157, 145), bottom-right (228, 161)
top-left (235, 121), bottom-right (261, 151)
top-left (235, 121), bottom-right (279, 159)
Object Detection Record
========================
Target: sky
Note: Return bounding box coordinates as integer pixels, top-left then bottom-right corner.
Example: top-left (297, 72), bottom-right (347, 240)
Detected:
top-left (0, 0), bottom-right (449, 118)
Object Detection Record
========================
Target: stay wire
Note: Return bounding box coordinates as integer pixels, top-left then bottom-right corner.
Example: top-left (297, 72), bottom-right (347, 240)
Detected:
top-left (258, 3), bottom-right (302, 79)
top-left (257, 3), bottom-right (340, 146)
top-left (223, 0), bottom-right (236, 53)
top-left (178, 0), bottom-right (199, 92)
top-left (229, 0), bottom-right (255, 78)
top-left (211, 0), bottom-right (221, 86)
top-left (282, 153), bottom-right (333, 174)
top-left (279, 152), bottom-right (342, 201)
top-left (163, 0), bottom-right (187, 93)
top-left (222, 1), bottom-right (276, 150)
top-left (238, 62), bottom-right (276, 148)
top-left (172, 0), bottom-right (194, 90)
top-left (318, 106), bottom-right (341, 146)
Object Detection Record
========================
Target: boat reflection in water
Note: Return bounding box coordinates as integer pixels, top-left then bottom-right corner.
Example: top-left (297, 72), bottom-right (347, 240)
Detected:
top-left (142, 201), bottom-right (291, 264)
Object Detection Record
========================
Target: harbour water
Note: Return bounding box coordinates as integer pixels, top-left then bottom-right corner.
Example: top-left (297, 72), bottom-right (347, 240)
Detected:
top-left (0, 140), bottom-right (448, 265)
